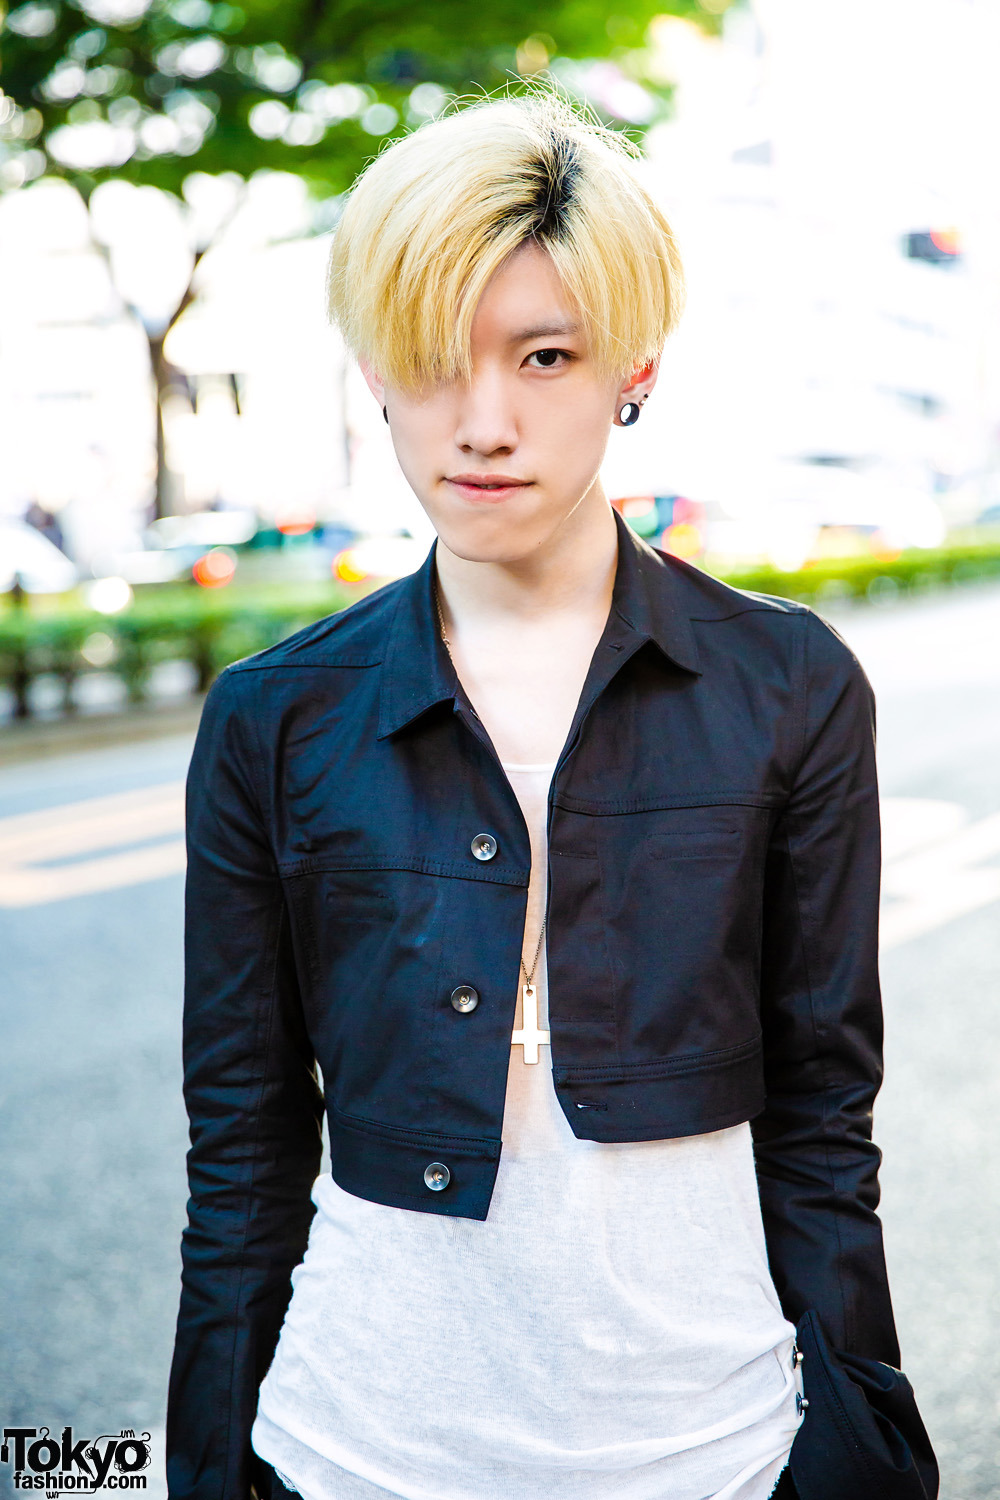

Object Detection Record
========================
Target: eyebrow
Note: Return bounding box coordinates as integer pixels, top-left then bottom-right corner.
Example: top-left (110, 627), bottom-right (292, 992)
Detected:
top-left (507, 321), bottom-right (582, 344)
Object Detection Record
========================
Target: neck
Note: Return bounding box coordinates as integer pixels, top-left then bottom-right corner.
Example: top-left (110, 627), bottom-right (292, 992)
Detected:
top-left (433, 481), bottom-right (619, 633)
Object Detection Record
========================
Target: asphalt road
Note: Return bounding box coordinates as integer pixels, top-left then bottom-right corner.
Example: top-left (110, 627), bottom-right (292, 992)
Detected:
top-left (1, 581), bottom-right (998, 1500)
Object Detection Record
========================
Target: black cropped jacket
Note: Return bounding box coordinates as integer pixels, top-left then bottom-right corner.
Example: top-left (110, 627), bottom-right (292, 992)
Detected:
top-left (167, 508), bottom-right (901, 1498)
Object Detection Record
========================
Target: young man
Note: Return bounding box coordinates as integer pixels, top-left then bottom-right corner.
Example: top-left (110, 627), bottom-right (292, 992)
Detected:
top-left (166, 93), bottom-right (936, 1500)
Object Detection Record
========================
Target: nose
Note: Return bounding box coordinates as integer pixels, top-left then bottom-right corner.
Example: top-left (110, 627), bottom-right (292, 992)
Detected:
top-left (452, 368), bottom-right (518, 457)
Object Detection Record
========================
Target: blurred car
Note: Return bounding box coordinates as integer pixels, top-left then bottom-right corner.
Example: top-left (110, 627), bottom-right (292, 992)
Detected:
top-left (0, 517), bottom-right (78, 593)
top-left (613, 495), bottom-right (707, 561)
top-left (86, 508), bottom-right (429, 595)
top-left (642, 464), bottom-right (947, 572)
top-left (88, 508), bottom-right (263, 585)
top-left (331, 534), bottom-right (429, 584)
top-left (144, 510), bottom-right (259, 551)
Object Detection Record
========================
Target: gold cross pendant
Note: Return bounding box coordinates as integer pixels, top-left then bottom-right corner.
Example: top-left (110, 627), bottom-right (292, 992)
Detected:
top-left (511, 982), bottom-right (551, 1065)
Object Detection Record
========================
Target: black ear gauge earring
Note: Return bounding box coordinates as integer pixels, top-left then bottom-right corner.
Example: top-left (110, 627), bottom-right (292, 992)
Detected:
top-left (619, 401), bottom-right (641, 426)
top-left (382, 405), bottom-right (388, 424)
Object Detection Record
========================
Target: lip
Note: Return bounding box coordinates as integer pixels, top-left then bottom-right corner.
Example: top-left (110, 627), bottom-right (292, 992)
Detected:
top-left (445, 473), bottom-right (533, 502)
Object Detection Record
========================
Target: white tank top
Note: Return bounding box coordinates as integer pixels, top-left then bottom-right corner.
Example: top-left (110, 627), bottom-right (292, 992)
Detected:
top-left (252, 759), bottom-right (803, 1500)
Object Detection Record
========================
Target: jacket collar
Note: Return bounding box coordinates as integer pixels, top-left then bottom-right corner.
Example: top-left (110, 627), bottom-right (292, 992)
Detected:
top-left (605, 506), bottom-right (701, 676)
top-left (377, 505), bottom-right (700, 740)
top-left (377, 534), bottom-right (458, 740)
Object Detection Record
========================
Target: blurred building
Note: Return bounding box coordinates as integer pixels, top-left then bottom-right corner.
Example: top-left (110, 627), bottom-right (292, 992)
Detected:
top-left (0, 172), bottom-right (353, 571)
top-left (0, 180), bottom-right (153, 570)
top-left (605, 0), bottom-right (1000, 550)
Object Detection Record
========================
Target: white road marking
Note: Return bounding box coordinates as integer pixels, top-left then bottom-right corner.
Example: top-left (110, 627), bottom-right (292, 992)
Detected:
top-left (879, 797), bottom-right (968, 863)
top-left (0, 787), bottom-right (997, 949)
top-left (879, 798), bottom-right (1000, 951)
top-left (0, 782), bottom-right (185, 907)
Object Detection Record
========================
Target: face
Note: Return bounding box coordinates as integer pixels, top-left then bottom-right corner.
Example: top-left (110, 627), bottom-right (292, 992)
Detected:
top-left (360, 239), bottom-right (657, 564)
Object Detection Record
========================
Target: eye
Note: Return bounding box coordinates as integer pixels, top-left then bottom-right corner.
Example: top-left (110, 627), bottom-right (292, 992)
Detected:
top-left (525, 347), bottom-right (572, 370)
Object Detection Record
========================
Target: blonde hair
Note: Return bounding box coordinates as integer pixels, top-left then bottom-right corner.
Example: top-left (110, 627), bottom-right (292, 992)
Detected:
top-left (326, 87), bottom-right (685, 393)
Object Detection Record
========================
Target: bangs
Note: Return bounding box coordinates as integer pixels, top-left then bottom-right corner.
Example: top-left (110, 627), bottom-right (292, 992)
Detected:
top-left (326, 88), bottom-right (685, 392)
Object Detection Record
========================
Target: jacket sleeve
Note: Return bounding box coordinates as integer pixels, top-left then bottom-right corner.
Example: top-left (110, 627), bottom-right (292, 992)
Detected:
top-left (166, 666), bottom-right (325, 1499)
top-left (752, 608), bottom-right (900, 1367)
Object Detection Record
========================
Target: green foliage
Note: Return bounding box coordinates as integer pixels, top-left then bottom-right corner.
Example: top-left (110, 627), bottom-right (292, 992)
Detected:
top-left (3, 540), bottom-right (1000, 721)
top-left (0, 0), bottom-right (723, 201)
top-left (0, 577), bottom-right (360, 714)
top-left (715, 541), bottom-right (1000, 606)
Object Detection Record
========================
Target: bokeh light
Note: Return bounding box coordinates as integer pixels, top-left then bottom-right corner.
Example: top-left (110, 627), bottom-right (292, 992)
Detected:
top-left (662, 522), bottom-right (703, 559)
top-left (333, 548), bottom-right (368, 584)
top-left (80, 629), bottom-right (117, 666)
top-left (84, 576), bottom-right (133, 613)
top-left (192, 545), bottom-right (237, 587)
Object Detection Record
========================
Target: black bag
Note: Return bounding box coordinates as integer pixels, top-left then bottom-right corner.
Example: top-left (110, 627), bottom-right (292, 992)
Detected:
top-left (789, 1309), bottom-right (939, 1500)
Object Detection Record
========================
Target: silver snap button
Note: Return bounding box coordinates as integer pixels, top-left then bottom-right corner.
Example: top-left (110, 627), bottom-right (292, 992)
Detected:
top-left (451, 985), bottom-right (479, 1013)
top-left (424, 1161), bottom-right (450, 1191)
top-left (796, 1394), bottom-right (809, 1415)
top-left (471, 833), bottom-right (497, 861)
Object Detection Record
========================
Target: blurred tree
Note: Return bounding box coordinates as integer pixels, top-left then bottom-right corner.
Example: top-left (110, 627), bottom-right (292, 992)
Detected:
top-left (0, 0), bottom-right (731, 516)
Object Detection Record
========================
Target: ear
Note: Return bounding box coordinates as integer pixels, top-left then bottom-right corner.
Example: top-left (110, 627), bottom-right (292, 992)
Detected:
top-left (613, 359), bottom-right (659, 427)
top-left (358, 355), bottom-right (386, 409)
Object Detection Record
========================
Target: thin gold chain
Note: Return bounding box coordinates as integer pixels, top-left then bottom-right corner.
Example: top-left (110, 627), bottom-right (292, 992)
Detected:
top-left (433, 576), bottom-right (451, 648)
top-left (520, 922), bottom-right (547, 989)
top-left (435, 572), bottom-right (547, 980)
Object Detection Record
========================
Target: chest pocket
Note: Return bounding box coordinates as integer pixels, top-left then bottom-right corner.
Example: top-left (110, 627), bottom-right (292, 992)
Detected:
top-left (646, 827), bottom-right (741, 860)
top-left (587, 803), bottom-right (768, 1055)
top-left (323, 877), bottom-right (395, 923)
top-left (284, 870), bottom-right (397, 1000)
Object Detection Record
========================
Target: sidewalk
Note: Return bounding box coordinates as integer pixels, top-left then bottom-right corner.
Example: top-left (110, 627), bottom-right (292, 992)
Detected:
top-left (0, 696), bottom-right (206, 766)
